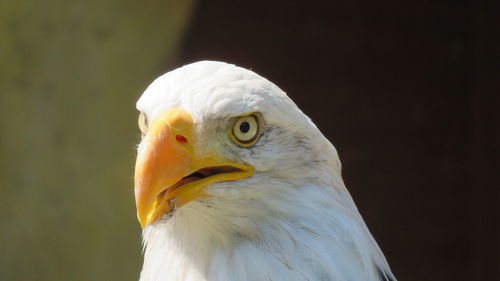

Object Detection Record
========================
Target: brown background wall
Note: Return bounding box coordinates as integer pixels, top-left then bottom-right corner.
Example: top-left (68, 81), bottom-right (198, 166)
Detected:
top-left (177, 1), bottom-right (499, 280)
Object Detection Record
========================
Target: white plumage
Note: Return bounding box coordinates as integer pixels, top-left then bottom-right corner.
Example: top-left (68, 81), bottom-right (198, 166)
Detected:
top-left (135, 61), bottom-right (396, 281)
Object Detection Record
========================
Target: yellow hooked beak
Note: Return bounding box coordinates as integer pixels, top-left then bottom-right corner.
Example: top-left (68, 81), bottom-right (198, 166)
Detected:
top-left (134, 108), bottom-right (253, 228)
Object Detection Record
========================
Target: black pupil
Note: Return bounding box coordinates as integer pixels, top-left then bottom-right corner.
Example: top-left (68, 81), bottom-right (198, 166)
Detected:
top-left (239, 121), bottom-right (250, 133)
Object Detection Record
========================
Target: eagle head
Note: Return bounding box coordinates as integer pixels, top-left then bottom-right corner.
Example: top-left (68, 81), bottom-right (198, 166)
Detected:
top-left (134, 61), bottom-right (395, 281)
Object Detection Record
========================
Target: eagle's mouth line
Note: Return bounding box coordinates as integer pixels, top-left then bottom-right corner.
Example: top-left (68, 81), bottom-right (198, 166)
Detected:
top-left (156, 165), bottom-right (244, 202)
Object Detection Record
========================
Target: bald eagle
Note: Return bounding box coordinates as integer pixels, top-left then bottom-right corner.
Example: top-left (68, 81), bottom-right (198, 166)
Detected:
top-left (134, 61), bottom-right (396, 281)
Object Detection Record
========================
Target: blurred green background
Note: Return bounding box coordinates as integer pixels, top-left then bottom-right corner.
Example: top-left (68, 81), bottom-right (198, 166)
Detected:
top-left (0, 1), bottom-right (193, 280)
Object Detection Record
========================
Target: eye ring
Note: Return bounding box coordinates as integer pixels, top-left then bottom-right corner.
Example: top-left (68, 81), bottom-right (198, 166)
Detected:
top-left (138, 113), bottom-right (148, 137)
top-left (230, 114), bottom-right (261, 147)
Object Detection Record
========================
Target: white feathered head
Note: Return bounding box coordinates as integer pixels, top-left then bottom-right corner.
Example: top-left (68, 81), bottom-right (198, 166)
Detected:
top-left (134, 61), bottom-right (395, 281)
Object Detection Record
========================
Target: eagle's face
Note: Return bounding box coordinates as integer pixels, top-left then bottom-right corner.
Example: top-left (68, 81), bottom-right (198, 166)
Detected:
top-left (134, 61), bottom-right (396, 281)
top-left (135, 61), bottom-right (339, 228)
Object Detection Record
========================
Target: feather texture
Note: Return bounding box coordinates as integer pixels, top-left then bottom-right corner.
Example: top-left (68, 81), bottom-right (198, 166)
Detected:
top-left (136, 61), bottom-right (396, 281)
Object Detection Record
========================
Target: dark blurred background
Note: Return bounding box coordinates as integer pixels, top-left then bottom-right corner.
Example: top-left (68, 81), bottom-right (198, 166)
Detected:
top-left (1, 1), bottom-right (498, 281)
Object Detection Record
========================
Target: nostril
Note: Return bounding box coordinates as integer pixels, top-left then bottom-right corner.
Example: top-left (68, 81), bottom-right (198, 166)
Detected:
top-left (175, 134), bottom-right (188, 143)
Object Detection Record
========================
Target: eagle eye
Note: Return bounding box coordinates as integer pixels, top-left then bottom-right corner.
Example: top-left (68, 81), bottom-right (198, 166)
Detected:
top-left (230, 114), bottom-right (261, 147)
top-left (138, 112), bottom-right (148, 137)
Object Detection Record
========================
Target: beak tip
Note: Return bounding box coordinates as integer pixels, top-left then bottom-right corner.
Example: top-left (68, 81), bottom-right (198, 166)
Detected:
top-left (137, 210), bottom-right (147, 229)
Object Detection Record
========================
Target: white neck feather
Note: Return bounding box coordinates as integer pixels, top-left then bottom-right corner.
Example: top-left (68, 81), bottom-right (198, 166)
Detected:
top-left (139, 182), bottom-right (394, 281)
